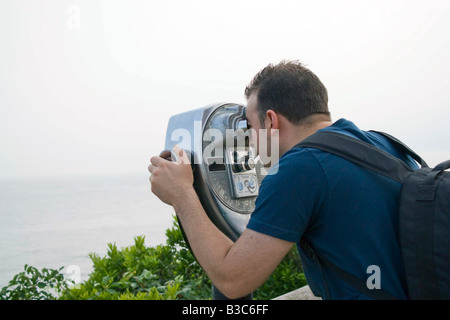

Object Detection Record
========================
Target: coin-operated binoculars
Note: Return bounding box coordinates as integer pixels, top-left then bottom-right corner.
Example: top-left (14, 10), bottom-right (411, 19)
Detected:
top-left (163, 103), bottom-right (270, 299)
top-left (164, 102), bottom-right (268, 241)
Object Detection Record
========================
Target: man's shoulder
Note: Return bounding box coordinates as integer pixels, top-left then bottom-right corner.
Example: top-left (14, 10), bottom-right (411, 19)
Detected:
top-left (267, 146), bottom-right (324, 178)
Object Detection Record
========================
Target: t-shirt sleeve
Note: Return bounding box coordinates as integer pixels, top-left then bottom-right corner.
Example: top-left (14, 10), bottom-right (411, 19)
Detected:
top-left (246, 148), bottom-right (327, 243)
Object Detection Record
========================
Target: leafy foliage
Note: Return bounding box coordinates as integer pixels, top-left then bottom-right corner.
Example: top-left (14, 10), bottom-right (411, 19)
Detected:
top-left (60, 218), bottom-right (212, 300)
top-left (0, 265), bottom-right (72, 300)
top-left (1, 216), bottom-right (306, 300)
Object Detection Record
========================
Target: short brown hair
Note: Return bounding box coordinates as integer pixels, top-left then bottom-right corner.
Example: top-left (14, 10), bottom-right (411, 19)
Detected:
top-left (245, 60), bottom-right (330, 125)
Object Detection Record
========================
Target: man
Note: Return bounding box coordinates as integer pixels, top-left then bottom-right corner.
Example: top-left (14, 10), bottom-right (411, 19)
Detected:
top-left (148, 60), bottom-right (415, 299)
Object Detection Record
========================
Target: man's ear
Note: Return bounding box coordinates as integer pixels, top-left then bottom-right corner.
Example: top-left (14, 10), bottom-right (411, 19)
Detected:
top-left (266, 110), bottom-right (280, 130)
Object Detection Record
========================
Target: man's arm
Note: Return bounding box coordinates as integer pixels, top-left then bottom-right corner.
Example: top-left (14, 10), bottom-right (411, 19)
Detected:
top-left (149, 147), bottom-right (294, 299)
top-left (174, 187), bottom-right (294, 298)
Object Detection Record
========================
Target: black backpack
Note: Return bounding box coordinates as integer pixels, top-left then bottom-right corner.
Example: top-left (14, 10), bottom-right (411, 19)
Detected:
top-left (297, 130), bottom-right (450, 300)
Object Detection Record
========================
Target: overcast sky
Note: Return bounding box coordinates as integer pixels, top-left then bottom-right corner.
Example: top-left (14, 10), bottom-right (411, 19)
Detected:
top-left (1, 0), bottom-right (449, 179)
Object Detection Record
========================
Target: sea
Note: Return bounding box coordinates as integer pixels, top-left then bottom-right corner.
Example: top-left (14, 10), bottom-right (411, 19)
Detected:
top-left (0, 173), bottom-right (175, 288)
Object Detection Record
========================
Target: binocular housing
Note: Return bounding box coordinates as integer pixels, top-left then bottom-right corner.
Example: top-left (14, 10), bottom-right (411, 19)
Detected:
top-left (164, 103), bottom-right (267, 241)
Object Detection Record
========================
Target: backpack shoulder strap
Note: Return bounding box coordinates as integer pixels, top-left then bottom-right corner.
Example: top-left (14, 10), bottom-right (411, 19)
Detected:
top-left (296, 130), bottom-right (425, 299)
top-left (369, 130), bottom-right (428, 168)
top-left (296, 131), bottom-right (416, 183)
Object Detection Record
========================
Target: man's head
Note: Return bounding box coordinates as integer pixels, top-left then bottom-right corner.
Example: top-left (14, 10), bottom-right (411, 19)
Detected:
top-left (245, 60), bottom-right (331, 159)
top-left (245, 60), bottom-right (330, 127)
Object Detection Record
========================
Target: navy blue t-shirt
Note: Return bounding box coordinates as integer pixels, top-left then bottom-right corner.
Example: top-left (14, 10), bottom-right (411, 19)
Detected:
top-left (246, 119), bottom-right (418, 300)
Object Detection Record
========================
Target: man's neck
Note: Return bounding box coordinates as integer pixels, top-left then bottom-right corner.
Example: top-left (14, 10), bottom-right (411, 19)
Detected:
top-left (281, 119), bottom-right (333, 155)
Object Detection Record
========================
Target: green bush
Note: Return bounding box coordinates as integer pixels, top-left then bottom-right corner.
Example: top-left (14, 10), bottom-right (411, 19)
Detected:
top-left (0, 265), bottom-right (72, 300)
top-left (1, 216), bottom-right (306, 300)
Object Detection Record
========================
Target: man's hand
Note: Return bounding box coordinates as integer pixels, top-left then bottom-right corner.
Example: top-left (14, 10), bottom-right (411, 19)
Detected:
top-left (148, 145), bottom-right (194, 206)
